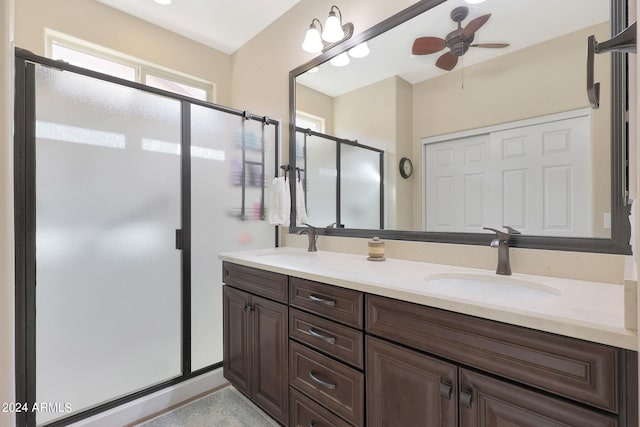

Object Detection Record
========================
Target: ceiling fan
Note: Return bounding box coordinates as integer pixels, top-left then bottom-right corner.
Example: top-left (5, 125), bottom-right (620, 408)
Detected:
top-left (412, 6), bottom-right (509, 71)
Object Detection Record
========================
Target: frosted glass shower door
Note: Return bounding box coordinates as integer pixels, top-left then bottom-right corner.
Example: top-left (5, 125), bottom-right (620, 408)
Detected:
top-left (340, 144), bottom-right (382, 229)
top-left (190, 105), bottom-right (276, 371)
top-left (34, 65), bottom-right (182, 424)
top-left (304, 134), bottom-right (337, 227)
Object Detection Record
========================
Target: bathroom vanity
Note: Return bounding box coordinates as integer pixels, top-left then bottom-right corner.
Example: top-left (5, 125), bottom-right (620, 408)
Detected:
top-left (220, 248), bottom-right (638, 426)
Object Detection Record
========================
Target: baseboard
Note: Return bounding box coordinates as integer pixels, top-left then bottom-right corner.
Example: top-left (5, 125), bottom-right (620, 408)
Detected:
top-left (70, 368), bottom-right (227, 427)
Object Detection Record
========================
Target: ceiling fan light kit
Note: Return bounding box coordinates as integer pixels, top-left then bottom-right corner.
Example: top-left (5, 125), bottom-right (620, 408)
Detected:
top-left (412, 6), bottom-right (509, 71)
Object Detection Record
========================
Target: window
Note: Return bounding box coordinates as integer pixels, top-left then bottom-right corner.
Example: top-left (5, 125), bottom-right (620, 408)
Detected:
top-left (296, 110), bottom-right (325, 133)
top-left (46, 30), bottom-right (215, 102)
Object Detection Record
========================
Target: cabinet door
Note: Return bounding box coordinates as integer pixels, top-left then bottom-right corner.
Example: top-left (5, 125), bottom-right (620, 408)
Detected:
top-left (223, 286), bottom-right (251, 396)
top-left (459, 369), bottom-right (618, 427)
top-left (366, 336), bottom-right (457, 427)
top-left (251, 295), bottom-right (289, 425)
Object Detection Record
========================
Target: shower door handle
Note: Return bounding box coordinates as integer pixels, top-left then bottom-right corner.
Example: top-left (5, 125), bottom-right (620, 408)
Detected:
top-left (175, 229), bottom-right (183, 250)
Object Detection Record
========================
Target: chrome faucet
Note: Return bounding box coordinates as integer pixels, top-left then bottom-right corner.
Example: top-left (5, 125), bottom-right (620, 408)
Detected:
top-left (298, 223), bottom-right (318, 252)
top-left (483, 226), bottom-right (521, 275)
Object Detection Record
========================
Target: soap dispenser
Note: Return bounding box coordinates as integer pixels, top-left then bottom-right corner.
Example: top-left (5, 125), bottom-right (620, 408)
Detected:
top-left (367, 236), bottom-right (385, 261)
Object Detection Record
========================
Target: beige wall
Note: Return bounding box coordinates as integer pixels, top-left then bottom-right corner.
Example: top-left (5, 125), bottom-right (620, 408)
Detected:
top-left (14, 0), bottom-right (233, 105)
top-left (230, 0), bottom-right (418, 130)
top-left (1, 0), bottom-right (15, 424)
top-left (295, 84), bottom-right (334, 134)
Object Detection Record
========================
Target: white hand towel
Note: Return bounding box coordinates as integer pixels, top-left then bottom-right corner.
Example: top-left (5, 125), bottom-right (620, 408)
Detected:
top-left (268, 177), bottom-right (290, 226)
top-left (296, 178), bottom-right (309, 226)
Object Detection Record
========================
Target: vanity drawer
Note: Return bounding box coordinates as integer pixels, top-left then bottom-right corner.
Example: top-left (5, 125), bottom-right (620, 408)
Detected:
top-left (290, 308), bottom-right (364, 369)
top-left (366, 294), bottom-right (621, 413)
top-left (290, 387), bottom-right (352, 427)
top-left (290, 277), bottom-right (363, 328)
top-left (222, 262), bottom-right (288, 303)
top-left (289, 341), bottom-right (364, 426)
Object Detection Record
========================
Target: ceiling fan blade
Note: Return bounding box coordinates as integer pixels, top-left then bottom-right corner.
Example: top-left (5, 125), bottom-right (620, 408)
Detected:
top-left (436, 52), bottom-right (458, 71)
top-left (461, 13), bottom-right (491, 38)
top-left (471, 43), bottom-right (510, 48)
top-left (412, 37), bottom-right (446, 55)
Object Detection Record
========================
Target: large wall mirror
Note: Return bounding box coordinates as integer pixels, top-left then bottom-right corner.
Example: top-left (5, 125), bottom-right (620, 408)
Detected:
top-left (289, 0), bottom-right (632, 253)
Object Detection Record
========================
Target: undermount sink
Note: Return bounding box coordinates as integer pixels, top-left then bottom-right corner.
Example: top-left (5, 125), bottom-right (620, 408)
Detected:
top-left (424, 274), bottom-right (561, 300)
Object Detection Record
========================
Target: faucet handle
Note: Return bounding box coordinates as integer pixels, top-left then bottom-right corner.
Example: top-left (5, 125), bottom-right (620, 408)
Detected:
top-left (503, 226), bottom-right (521, 235)
top-left (483, 227), bottom-right (510, 240)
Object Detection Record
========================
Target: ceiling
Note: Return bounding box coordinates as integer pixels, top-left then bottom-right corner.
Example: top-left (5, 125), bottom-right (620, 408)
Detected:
top-left (95, 0), bottom-right (609, 96)
top-left (296, 0), bottom-right (609, 97)
top-left (95, 0), bottom-right (302, 54)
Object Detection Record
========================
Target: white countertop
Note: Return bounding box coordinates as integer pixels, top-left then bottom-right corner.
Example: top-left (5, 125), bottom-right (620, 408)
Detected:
top-left (219, 247), bottom-right (638, 350)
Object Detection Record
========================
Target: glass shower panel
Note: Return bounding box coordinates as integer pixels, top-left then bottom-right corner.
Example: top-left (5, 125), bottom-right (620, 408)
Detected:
top-left (190, 105), bottom-right (276, 371)
top-left (340, 145), bottom-right (382, 229)
top-left (34, 65), bottom-right (182, 424)
top-left (305, 135), bottom-right (337, 227)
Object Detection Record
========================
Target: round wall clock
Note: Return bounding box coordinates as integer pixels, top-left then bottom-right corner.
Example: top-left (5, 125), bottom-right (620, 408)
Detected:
top-left (399, 157), bottom-right (413, 178)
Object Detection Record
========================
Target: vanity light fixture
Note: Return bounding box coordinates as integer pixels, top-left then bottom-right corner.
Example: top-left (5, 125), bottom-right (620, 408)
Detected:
top-left (302, 19), bottom-right (325, 53)
top-left (348, 42), bottom-right (370, 58)
top-left (301, 5), bottom-right (354, 54)
top-left (330, 52), bottom-right (350, 67)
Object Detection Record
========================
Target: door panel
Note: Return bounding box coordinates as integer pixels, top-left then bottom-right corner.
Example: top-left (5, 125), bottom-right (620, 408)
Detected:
top-left (459, 369), bottom-right (617, 427)
top-left (366, 336), bottom-right (457, 427)
top-left (223, 286), bottom-right (251, 396)
top-left (251, 295), bottom-right (289, 425)
top-left (34, 64), bottom-right (182, 424)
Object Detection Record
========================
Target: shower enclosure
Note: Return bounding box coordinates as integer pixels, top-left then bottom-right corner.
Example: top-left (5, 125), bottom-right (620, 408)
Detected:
top-left (14, 49), bottom-right (280, 426)
top-left (295, 127), bottom-right (384, 229)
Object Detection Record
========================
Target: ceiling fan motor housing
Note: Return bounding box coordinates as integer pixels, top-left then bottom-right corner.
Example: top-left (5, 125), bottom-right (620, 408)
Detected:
top-left (446, 30), bottom-right (474, 56)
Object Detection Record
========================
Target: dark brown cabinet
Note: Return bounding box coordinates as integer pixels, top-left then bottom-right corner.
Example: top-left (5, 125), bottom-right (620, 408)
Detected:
top-left (366, 294), bottom-right (637, 427)
top-left (366, 336), bottom-right (457, 427)
top-left (222, 263), bottom-right (289, 425)
top-left (459, 369), bottom-right (618, 427)
top-left (222, 262), bottom-right (637, 427)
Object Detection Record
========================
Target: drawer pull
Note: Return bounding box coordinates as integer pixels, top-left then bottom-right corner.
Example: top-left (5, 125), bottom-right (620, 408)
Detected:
top-left (308, 328), bottom-right (336, 344)
top-left (309, 371), bottom-right (337, 390)
top-left (439, 382), bottom-right (452, 400)
top-left (308, 294), bottom-right (336, 306)
top-left (460, 390), bottom-right (473, 408)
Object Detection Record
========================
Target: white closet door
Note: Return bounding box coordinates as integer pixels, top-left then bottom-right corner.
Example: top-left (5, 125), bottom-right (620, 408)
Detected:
top-left (490, 115), bottom-right (591, 236)
top-left (424, 114), bottom-right (591, 237)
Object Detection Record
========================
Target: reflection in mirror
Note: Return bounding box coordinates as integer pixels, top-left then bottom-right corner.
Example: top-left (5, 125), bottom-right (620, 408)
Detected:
top-left (295, 129), bottom-right (384, 228)
top-left (291, 0), bottom-right (631, 253)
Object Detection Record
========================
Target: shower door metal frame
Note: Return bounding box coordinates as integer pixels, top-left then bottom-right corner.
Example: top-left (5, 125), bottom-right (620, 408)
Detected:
top-left (14, 48), bottom-right (280, 427)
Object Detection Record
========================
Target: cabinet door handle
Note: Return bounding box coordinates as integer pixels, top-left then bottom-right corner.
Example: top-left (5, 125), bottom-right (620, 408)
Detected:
top-left (309, 371), bottom-right (336, 390)
top-left (242, 302), bottom-right (253, 313)
top-left (308, 294), bottom-right (336, 307)
top-left (439, 382), bottom-right (452, 400)
top-left (460, 390), bottom-right (473, 408)
top-left (308, 328), bottom-right (336, 344)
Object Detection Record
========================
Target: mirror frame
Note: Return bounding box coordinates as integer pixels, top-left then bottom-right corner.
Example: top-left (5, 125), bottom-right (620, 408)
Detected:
top-left (289, 0), bottom-right (631, 254)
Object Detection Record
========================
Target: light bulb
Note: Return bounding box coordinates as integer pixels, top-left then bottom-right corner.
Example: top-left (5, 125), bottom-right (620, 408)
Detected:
top-left (302, 27), bottom-right (323, 53)
top-left (322, 11), bottom-right (344, 42)
top-left (348, 42), bottom-right (370, 58)
top-left (330, 52), bottom-right (350, 67)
